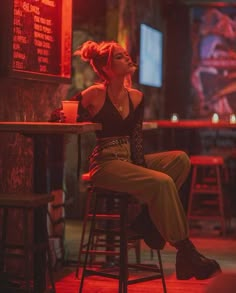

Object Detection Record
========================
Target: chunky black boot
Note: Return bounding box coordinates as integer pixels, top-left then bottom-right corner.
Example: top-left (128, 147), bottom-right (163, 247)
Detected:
top-left (129, 205), bottom-right (166, 249)
top-left (173, 239), bottom-right (221, 280)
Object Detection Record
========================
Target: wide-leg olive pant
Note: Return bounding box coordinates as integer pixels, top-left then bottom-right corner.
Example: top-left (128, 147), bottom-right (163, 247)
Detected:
top-left (89, 142), bottom-right (190, 243)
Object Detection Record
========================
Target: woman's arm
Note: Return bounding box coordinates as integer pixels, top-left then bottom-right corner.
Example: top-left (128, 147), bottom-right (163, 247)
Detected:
top-left (130, 93), bottom-right (147, 167)
top-left (67, 85), bottom-right (103, 122)
top-left (49, 91), bottom-right (91, 122)
top-left (76, 85), bottom-right (105, 121)
top-left (76, 92), bottom-right (92, 122)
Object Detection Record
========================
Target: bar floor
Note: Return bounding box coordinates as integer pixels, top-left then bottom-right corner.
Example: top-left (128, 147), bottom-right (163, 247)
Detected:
top-left (53, 218), bottom-right (236, 293)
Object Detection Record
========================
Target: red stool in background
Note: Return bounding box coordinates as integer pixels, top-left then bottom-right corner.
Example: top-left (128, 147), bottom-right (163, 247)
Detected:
top-left (187, 155), bottom-right (229, 236)
top-left (76, 173), bottom-right (167, 293)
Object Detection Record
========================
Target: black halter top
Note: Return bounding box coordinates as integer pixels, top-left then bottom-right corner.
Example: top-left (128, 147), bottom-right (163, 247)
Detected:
top-left (91, 89), bottom-right (135, 138)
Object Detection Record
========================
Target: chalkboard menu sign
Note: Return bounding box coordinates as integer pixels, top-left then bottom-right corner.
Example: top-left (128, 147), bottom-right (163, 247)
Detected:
top-left (0, 0), bottom-right (72, 83)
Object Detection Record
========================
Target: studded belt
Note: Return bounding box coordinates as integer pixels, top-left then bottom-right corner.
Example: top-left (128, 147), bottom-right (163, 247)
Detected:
top-left (95, 136), bottom-right (130, 152)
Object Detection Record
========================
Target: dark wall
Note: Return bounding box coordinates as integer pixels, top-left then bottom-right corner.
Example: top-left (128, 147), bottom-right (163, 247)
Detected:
top-left (164, 3), bottom-right (191, 119)
top-left (0, 78), bottom-right (62, 192)
top-left (73, 0), bottom-right (107, 28)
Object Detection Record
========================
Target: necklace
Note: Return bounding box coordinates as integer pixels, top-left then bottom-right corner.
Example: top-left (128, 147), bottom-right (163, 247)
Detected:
top-left (109, 87), bottom-right (126, 113)
top-left (113, 102), bottom-right (123, 113)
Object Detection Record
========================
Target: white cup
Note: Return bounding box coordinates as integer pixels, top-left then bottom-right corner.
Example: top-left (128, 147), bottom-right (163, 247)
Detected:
top-left (61, 101), bottom-right (79, 123)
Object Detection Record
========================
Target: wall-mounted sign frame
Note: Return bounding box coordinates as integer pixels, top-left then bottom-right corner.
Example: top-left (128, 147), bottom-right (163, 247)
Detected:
top-left (0, 0), bottom-right (73, 83)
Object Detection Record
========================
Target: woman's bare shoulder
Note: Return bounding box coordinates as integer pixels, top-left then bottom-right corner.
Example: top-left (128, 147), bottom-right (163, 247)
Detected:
top-left (81, 84), bottom-right (106, 106)
top-left (82, 84), bottom-right (105, 97)
top-left (127, 88), bottom-right (144, 109)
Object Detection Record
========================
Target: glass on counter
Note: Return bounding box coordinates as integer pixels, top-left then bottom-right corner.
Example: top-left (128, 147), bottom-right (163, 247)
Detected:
top-left (62, 101), bottom-right (79, 123)
top-left (170, 113), bottom-right (179, 122)
top-left (211, 113), bottom-right (219, 123)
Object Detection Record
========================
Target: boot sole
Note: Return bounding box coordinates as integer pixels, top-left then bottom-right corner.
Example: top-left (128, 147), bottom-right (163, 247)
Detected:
top-left (176, 267), bottom-right (221, 280)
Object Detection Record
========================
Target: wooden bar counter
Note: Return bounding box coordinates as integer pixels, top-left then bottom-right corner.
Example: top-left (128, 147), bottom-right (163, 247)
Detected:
top-left (0, 121), bottom-right (102, 134)
top-left (154, 119), bottom-right (236, 129)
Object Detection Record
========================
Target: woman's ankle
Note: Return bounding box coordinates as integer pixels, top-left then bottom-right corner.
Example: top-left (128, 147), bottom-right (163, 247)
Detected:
top-left (170, 238), bottom-right (194, 250)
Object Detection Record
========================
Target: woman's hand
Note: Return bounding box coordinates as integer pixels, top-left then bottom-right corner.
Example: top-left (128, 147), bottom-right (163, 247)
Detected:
top-left (49, 107), bottom-right (65, 122)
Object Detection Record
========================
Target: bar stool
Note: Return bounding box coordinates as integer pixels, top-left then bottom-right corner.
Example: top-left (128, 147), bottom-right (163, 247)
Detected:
top-left (77, 174), bottom-right (167, 293)
top-left (0, 193), bottom-right (56, 293)
top-left (75, 173), bottom-right (142, 278)
top-left (187, 155), bottom-right (229, 236)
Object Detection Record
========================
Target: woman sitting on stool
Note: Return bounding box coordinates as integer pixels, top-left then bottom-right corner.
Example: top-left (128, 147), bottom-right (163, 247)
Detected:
top-left (60, 40), bottom-right (222, 280)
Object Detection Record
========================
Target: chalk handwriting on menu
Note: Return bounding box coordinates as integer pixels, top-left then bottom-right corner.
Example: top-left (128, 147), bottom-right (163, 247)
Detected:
top-left (22, 2), bottom-right (40, 15)
top-left (41, 0), bottom-right (56, 8)
top-left (13, 0), bottom-right (58, 74)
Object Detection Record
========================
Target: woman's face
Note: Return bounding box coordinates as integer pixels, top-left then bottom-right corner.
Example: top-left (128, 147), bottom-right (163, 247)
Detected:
top-left (105, 45), bottom-right (136, 78)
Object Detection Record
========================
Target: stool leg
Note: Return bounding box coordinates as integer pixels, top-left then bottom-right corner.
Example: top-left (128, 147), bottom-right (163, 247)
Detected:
top-left (156, 250), bottom-right (167, 293)
top-left (46, 247), bottom-right (56, 293)
top-left (134, 240), bottom-right (141, 264)
top-left (46, 247), bottom-right (56, 292)
top-left (79, 194), bottom-right (98, 293)
top-left (119, 197), bottom-right (128, 293)
top-left (216, 166), bottom-right (226, 236)
top-left (0, 207), bottom-right (8, 273)
top-left (150, 249), bottom-right (154, 260)
top-left (45, 207), bottom-right (56, 293)
top-left (187, 166), bottom-right (197, 219)
top-left (223, 166), bottom-right (231, 231)
top-left (105, 197), bottom-right (116, 266)
top-left (75, 190), bottom-right (92, 278)
top-left (23, 209), bottom-right (31, 293)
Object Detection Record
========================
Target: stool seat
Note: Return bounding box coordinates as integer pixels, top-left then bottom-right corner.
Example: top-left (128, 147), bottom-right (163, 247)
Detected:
top-left (81, 172), bottom-right (91, 182)
top-left (82, 172), bottom-right (134, 195)
top-left (190, 156), bottom-right (224, 165)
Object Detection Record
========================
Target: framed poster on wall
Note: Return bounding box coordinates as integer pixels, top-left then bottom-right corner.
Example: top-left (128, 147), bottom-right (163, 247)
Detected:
top-left (0, 0), bottom-right (73, 83)
top-left (190, 5), bottom-right (236, 117)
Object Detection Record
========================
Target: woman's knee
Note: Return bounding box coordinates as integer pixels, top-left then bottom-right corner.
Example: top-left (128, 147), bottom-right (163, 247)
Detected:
top-left (148, 174), bottom-right (178, 204)
top-left (152, 172), bottom-right (176, 190)
top-left (175, 151), bottom-right (191, 173)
